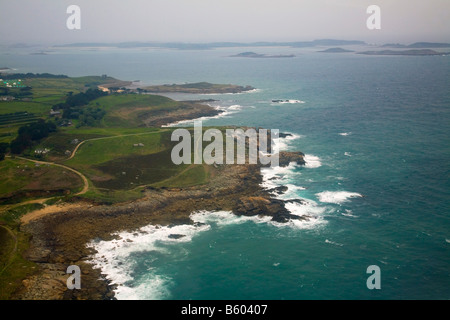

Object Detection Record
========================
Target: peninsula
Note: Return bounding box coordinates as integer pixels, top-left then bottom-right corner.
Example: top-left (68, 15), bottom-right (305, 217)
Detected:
top-left (142, 82), bottom-right (255, 94)
top-left (0, 73), bottom-right (306, 300)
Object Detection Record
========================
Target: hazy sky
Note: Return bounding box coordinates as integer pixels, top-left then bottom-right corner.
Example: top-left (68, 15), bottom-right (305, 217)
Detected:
top-left (0, 0), bottom-right (449, 45)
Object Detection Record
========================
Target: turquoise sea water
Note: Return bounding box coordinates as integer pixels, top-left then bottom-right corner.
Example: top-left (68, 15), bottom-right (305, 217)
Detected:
top-left (2, 46), bottom-right (449, 299)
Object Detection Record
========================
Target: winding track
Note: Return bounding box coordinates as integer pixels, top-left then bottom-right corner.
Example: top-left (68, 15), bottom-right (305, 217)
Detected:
top-left (67, 129), bottom-right (168, 160)
top-left (14, 156), bottom-right (89, 196)
top-left (4, 129), bottom-right (169, 206)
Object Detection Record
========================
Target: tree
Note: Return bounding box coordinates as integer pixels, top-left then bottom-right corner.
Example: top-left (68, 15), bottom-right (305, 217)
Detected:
top-left (0, 142), bottom-right (8, 161)
top-left (10, 120), bottom-right (57, 154)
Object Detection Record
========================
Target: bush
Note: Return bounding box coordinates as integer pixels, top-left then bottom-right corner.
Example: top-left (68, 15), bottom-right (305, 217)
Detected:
top-left (10, 120), bottom-right (57, 154)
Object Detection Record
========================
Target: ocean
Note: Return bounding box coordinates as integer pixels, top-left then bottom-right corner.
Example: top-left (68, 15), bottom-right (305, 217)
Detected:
top-left (2, 45), bottom-right (449, 299)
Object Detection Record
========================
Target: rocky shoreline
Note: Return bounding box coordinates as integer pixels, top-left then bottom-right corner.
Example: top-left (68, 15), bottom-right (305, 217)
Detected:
top-left (14, 152), bottom-right (306, 300)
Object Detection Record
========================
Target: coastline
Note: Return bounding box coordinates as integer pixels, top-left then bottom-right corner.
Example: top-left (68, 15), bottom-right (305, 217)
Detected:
top-left (15, 150), bottom-right (306, 300)
top-left (1, 73), bottom-right (308, 299)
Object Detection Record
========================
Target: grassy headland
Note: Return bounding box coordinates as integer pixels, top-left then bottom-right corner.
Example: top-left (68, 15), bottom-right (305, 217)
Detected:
top-left (142, 82), bottom-right (255, 94)
top-left (0, 73), bottom-right (305, 300)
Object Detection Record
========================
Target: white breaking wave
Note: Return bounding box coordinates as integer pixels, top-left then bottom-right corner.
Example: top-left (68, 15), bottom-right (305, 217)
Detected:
top-left (111, 274), bottom-right (172, 300)
top-left (86, 222), bottom-right (212, 300)
top-left (279, 200), bottom-right (327, 229)
top-left (260, 162), bottom-right (301, 190)
top-left (190, 210), bottom-right (272, 226)
top-left (260, 159), bottom-right (326, 229)
top-left (281, 184), bottom-right (307, 199)
top-left (325, 239), bottom-right (344, 247)
top-left (228, 104), bottom-right (243, 111)
top-left (344, 152), bottom-right (352, 157)
top-left (86, 206), bottom-right (326, 300)
top-left (316, 191), bottom-right (363, 204)
top-left (339, 132), bottom-right (352, 136)
top-left (200, 88), bottom-right (262, 96)
top-left (304, 154), bottom-right (322, 168)
top-left (162, 104), bottom-right (242, 127)
top-left (193, 203), bottom-right (323, 230)
top-left (341, 209), bottom-right (358, 218)
top-left (277, 132), bottom-right (303, 151)
top-left (271, 99), bottom-right (305, 105)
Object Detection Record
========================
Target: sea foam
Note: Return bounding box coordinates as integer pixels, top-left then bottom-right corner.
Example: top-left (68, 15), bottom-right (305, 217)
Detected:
top-left (304, 154), bottom-right (322, 168)
top-left (316, 191), bottom-right (363, 204)
top-left (277, 132), bottom-right (303, 151)
top-left (259, 132), bottom-right (326, 229)
top-left (87, 208), bottom-right (311, 300)
top-left (162, 104), bottom-right (242, 127)
top-left (271, 99), bottom-right (305, 105)
top-left (86, 221), bottom-right (211, 300)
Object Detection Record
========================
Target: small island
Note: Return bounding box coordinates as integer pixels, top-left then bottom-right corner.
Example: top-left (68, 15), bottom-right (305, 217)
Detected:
top-left (142, 82), bottom-right (255, 94)
top-left (230, 52), bottom-right (295, 58)
top-left (317, 47), bottom-right (354, 53)
top-left (357, 49), bottom-right (446, 56)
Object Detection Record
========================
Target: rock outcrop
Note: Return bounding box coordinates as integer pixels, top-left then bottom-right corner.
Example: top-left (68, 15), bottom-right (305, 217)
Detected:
top-left (278, 151), bottom-right (305, 167)
top-left (15, 150), bottom-right (309, 300)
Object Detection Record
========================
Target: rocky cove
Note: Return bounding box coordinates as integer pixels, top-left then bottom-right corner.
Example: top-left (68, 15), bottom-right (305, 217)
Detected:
top-left (15, 151), bottom-right (306, 300)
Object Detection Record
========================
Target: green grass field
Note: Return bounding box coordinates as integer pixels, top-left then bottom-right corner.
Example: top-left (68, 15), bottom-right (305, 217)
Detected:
top-left (154, 164), bottom-right (210, 188)
top-left (64, 129), bottom-right (207, 193)
top-left (1, 75), bottom-right (216, 203)
top-left (0, 75), bottom-right (130, 141)
top-left (0, 223), bottom-right (37, 300)
top-left (87, 94), bottom-right (179, 127)
top-left (65, 130), bottom-right (163, 167)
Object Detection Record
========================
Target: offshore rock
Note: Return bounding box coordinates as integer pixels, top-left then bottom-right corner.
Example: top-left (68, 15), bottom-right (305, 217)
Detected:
top-left (234, 196), bottom-right (308, 223)
top-left (278, 151), bottom-right (305, 167)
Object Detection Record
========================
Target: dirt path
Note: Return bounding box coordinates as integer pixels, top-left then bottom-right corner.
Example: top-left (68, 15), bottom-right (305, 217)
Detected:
top-left (1, 155), bottom-right (90, 216)
top-left (2, 157), bottom-right (90, 225)
top-left (20, 202), bottom-right (87, 225)
top-left (66, 129), bottom-right (168, 160)
top-left (15, 156), bottom-right (89, 196)
top-left (5, 129), bottom-right (169, 224)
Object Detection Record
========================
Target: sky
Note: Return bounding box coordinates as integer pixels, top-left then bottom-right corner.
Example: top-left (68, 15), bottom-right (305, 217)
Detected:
top-left (0, 0), bottom-right (449, 45)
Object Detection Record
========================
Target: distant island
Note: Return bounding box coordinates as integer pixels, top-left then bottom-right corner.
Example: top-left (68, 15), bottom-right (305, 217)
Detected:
top-left (30, 52), bottom-right (49, 56)
top-left (50, 40), bottom-right (450, 53)
top-left (142, 82), bottom-right (255, 94)
top-left (0, 67), bottom-right (11, 71)
top-left (54, 39), bottom-right (366, 50)
top-left (317, 47), bottom-right (354, 53)
top-left (230, 52), bottom-right (295, 58)
top-left (357, 49), bottom-right (446, 56)
top-left (380, 43), bottom-right (408, 48)
top-left (381, 42), bottom-right (450, 49)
